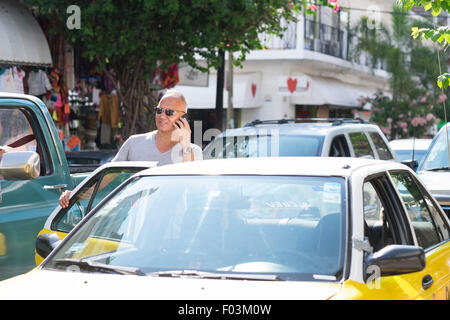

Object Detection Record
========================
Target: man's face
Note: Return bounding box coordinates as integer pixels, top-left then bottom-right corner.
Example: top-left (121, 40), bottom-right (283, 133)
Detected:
top-left (155, 97), bottom-right (186, 133)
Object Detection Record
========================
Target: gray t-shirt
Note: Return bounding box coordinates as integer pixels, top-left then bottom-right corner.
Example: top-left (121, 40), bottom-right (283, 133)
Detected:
top-left (111, 130), bottom-right (203, 166)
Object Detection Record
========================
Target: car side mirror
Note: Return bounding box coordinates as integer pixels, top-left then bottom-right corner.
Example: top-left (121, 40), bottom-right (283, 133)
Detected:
top-left (35, 233), bottom-right (62, 260)
top-left (401, 160), bottom-right (418, 171)
top-left (365, 245), bottom-right (425, 277)
top-left (0, 151), bottom-right (40, 180)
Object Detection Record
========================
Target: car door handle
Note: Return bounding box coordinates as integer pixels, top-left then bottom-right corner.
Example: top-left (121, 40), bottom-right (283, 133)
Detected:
top-left (422, 275), bottom-right (433, 290)
top-left (43, 184), bottom-right (67, 193)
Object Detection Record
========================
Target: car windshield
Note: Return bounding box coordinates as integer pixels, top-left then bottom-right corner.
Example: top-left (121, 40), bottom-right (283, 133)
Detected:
top-left (43, 175), bottom-right (346, 281)
top-left (204, 135), bottom-right (324, 159)
top-left (420, 129), bottom-right (450, 171)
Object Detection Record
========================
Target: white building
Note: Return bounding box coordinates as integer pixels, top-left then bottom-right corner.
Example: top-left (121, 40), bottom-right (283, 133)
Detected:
top-left (175, 0), bottom-right (397, 135)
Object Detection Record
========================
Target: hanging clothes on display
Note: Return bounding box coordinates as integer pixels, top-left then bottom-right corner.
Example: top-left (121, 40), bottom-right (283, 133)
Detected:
top-left (1, 68), bottom-right (16, 93)
top-left (12, 67), bottom-right (26, 94)
top-left (98, 92), bottom-right (120, 146)
top-left (27, 68), bottom-right (52, 97)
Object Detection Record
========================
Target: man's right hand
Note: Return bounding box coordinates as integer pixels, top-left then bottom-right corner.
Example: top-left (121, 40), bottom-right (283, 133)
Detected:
top-left (59, 190), bottom-right (72, 208)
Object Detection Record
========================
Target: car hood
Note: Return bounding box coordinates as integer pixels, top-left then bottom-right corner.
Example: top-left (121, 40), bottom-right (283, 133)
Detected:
top-left (417, 171), bottom-right (450, 197)
top-left (0, 269), bottom-right (343, 300)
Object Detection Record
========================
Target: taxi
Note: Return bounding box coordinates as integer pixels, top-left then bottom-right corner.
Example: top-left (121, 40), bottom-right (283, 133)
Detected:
top-left (1, 157), bottom-right (448, 299)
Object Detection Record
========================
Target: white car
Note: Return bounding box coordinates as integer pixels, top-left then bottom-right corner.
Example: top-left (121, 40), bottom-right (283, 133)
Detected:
top-left (0, 157), bottom-right (448, 300)
top-left (389, 138), bottom-right (432, 166)
top-left (417, 123), bottom-right (450, 218)
top-left (204, 118), bottom-right (398, 161)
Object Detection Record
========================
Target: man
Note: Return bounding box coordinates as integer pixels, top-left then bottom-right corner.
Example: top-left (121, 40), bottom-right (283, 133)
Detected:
top-left (59, 89), bottom-right (202, 207)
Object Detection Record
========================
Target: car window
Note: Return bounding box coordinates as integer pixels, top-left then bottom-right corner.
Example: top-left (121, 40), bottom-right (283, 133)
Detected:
top-left (205, 135), bottom-right (324, 158)
top-left (0, 107), bottom-right (50, 176)
top-left (329, 135), bottom-right (350, 157)
top-left (369, 132), bottom-right (393, 160)
top-left (349, 132), bottom-right (374, 159)
top-left (420, 129), bottom-right (450, 171)
top-left (389, 172), bottom-right (444, 249)
top-left (52, 168), bottom-right (143, 232)
top-left (363, 180), bottom-right (398, 251)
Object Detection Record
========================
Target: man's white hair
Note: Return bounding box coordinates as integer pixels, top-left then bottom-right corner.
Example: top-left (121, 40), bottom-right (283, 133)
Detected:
top-left (160, 89), bottom-right (188, 111)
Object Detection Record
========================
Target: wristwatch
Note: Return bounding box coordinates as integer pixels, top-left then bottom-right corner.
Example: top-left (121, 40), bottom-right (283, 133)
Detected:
top-left (182, 146), bottom-right (193, 155)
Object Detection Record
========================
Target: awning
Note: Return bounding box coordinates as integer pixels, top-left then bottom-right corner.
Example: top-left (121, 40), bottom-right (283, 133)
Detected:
top-left (278, 74), bottom-right (381, 107)
top-left (0, 0), bottom-right (52, 66)
top-left (175, 72), bottom-right (263, 109)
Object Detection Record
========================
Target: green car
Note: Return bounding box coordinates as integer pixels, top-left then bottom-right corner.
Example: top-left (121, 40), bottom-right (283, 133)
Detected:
top-left (0, 93), bottom-right (88, 280)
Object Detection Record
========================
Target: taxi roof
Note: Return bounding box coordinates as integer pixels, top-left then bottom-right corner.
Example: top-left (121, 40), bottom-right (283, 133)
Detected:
top-left (137, 157), bottom-right (406, 177)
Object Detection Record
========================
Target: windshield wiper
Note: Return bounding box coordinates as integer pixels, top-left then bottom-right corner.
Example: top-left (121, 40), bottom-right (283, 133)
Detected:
top-left (426, 166), bottom-right (450, 172)
top-left (149, 270), bottom-right (283, 281)
top-left (52, 258), bottom-right (146, 276)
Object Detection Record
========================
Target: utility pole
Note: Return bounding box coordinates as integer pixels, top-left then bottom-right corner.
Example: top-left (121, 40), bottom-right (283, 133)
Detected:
top-left (226, 51), bottom-right (234, 129)
top-left (215, 49), bottom-right (225, 132)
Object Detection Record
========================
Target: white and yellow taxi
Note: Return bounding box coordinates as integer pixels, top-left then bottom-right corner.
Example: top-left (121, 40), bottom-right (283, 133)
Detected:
top-left (0, 157), bottom-right (448, 299)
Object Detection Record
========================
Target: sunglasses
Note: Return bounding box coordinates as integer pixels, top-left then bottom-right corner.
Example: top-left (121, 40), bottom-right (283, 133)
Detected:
top-left (155, 107), bottom-right (186, 117)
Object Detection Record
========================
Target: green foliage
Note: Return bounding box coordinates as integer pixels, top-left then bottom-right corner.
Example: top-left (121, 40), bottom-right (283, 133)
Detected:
top-left (412, 26), bottom-right (450, 49)
top-left (353, 3), bottom-right (448, 139)
top-left (398, 0), bottom-right (450, 98)
top-left (438, 73), bottom-right (450, 89)
top-left (397, 0), bottom-right (450, 15)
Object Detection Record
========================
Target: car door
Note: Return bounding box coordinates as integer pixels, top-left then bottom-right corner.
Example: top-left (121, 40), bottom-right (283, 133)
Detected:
top-left (389, 171), bottom-right (450, 300)
top-left (0, 101), bottom-right (73, 280)
top-left (35, 166), bottom-right (148, 265)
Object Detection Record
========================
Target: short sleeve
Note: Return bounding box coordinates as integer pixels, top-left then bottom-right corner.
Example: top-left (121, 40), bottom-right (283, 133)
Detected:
top-left (112, 137), bottom-right (132, 161)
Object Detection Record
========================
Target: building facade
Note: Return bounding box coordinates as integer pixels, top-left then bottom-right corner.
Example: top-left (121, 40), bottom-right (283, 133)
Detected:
top-left (175, 0), bottom-right (397, 134)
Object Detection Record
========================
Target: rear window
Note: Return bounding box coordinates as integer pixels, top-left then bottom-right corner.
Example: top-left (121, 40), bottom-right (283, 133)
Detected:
top-left (204, 135), bottom-right (324, 159)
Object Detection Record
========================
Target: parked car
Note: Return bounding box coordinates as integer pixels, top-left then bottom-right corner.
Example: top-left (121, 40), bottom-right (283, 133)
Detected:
top-left (65, 150), bottom-right (118, 173)
top-left (34, 160), bottom-right (158, 265)
top-left (1, 157), bottom-right (448, 299)
top-left (203, 118), bottom-right (397, 162)
top-left (389, 138), bottom-right (432, 169)
top-left (417, 123), bottom-right (450, 218)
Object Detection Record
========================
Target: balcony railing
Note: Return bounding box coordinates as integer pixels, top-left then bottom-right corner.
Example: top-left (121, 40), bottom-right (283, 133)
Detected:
top-left (304, 19), bottom-right (348, 60)
top-left (258, 20), bottom-right (297, 49)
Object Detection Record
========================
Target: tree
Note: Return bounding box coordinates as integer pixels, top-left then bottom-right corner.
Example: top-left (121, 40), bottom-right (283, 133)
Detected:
top-left (351, 4), bottom-right (446, 139)
top-left (397, 0), bottom-right (450, 89)
top-left (25, 0), bottom-right (340, 138)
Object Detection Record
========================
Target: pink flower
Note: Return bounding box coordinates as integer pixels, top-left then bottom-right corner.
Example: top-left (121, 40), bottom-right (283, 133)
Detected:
top-left (437, 94), bottom-right (447, 103)
top-left (309, 4), bottom-right (317, 11)
top-left (397, 121), bottom-right (407, 129)
top-left (333, 5), bottom-right (340, 13)
top-left (426, 113), bottom-right (435, 121)
top-left (379, 125), bottom-right (390, 134)
top-left (399, 114), bottom-right (404, 119)
top-left (403, 128), bottom-right (408, 133)
top-left (420, 97), bottom-right (427, 103)
top-left (387, 117), bottom-right (393, 123)
top-left (329, 0), bottom-right (338, 3)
